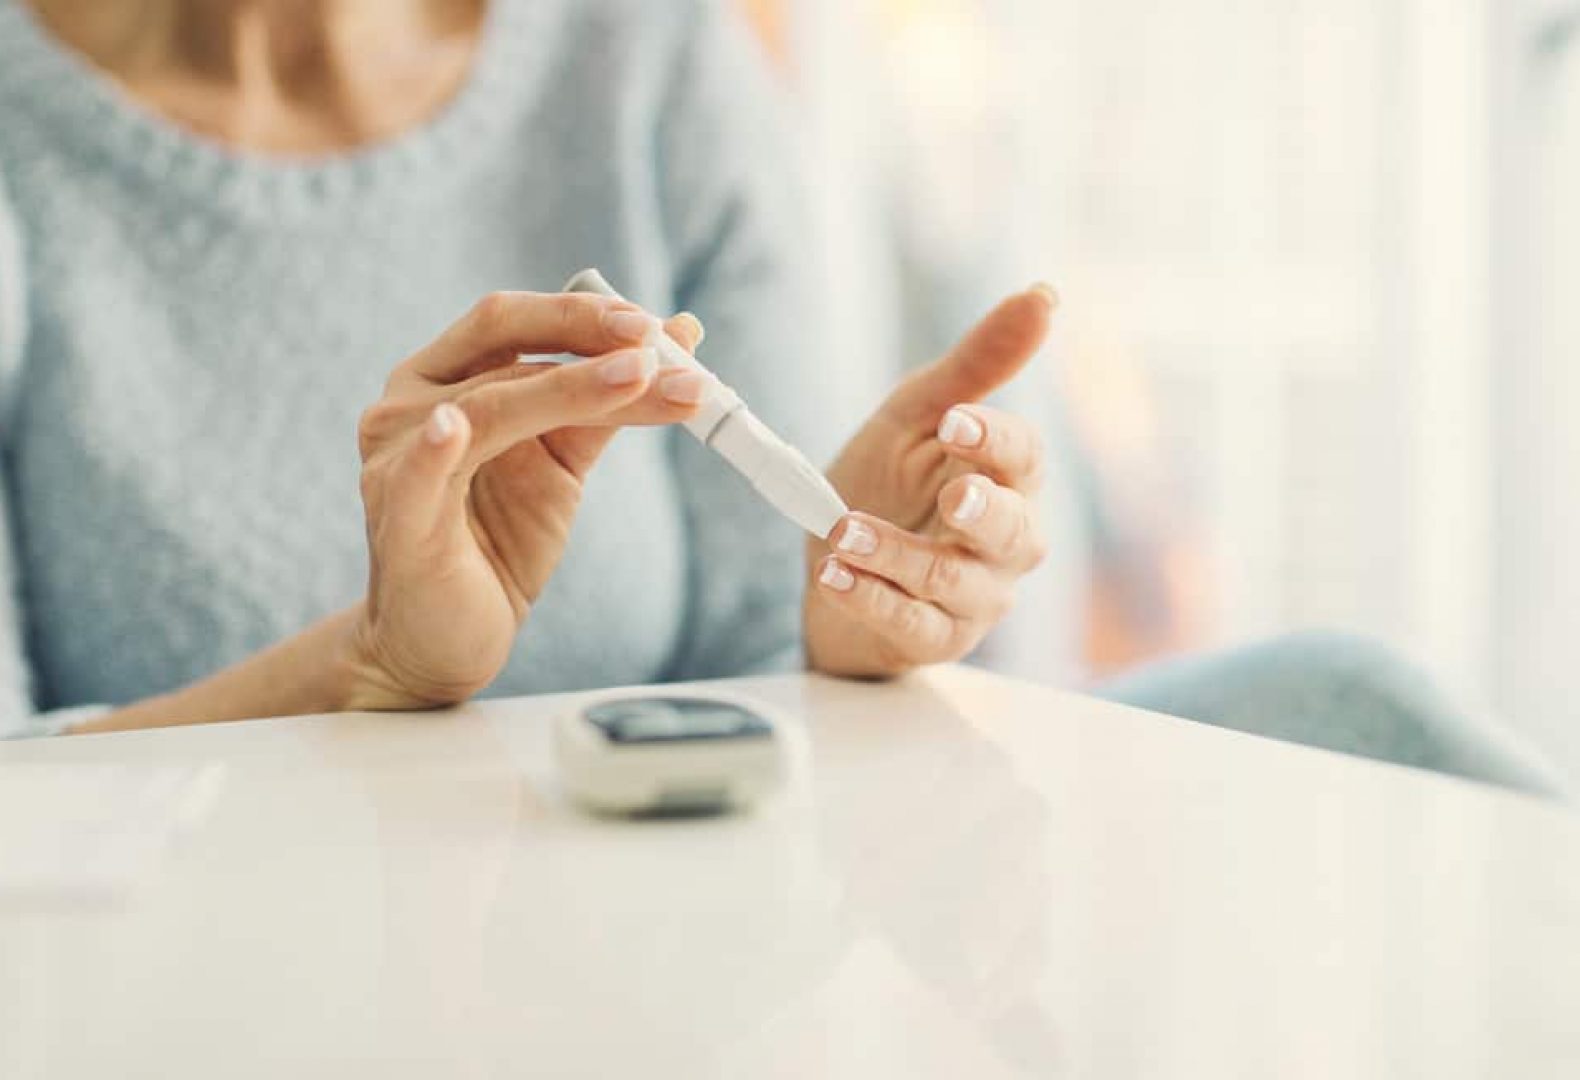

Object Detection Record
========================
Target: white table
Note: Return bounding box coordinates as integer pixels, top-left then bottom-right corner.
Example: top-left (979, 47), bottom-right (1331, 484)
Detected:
top-left (2, 665), bottom-right (1577, 1079)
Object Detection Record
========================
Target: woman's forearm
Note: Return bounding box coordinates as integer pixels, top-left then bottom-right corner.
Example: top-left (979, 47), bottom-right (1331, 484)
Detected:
top-left (67, 604), bottom-right (394, 735)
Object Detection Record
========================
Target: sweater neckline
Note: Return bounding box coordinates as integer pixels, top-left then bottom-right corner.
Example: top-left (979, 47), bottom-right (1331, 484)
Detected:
top-left (0, 0), bottom-right (539, 219)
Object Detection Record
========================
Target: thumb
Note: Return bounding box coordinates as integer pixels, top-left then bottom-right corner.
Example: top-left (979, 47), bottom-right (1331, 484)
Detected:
top-left (884, 284), bottom-right (1058, 426)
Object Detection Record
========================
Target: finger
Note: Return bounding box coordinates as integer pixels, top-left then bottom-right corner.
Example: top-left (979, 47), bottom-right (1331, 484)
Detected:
top-left (483, 364), bottom-right (710, 480)
top-left (454, 346), bottom-right (659, 467)
top-left (464, 307), bottom-right (704, 407)
top-left (938, 475), bottom-right (1047, 572)
top-left (828, 513), bottom-right (1006, 620)
top-left (814, 555), bottom-right (961, 666)
top-left (539, 368), bottom-right (709, 478)
top-left (486, 312), bottom-right (707, 446)
top-left (408, 292), bottom-right (661, 383)
top-left (475, 363), bottom-right (709, 429)
top-left (663, 312), bottom-right (705, 354)
top-left (606, 366), bottom-right (711, 424)
top-left (521, 308), bottom-right (708, 424)
top-left (375, 402), bottom-right (473, 544)
top-left (883, 284), bottom-right (1057, 426)
top-left (935, 403), bottom-right (1045, 493)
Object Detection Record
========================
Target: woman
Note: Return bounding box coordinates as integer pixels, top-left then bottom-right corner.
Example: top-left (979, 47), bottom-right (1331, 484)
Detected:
top-left (0, 0), bottom-right (1052, 734)
top-left (0, 0), bottom-right (1563, 798)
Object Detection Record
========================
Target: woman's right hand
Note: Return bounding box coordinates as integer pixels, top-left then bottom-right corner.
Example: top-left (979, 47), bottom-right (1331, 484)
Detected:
top-left (345, 291), bottom-right (705, 710)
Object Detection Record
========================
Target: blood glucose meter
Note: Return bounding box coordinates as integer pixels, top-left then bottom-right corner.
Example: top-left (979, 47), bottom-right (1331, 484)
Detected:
top-left (554, 694), bottom-right (791, 816)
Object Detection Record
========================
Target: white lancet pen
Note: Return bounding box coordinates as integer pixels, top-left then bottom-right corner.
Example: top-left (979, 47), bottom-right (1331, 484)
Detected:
top-left (564, 269), bottom-right (850, 539)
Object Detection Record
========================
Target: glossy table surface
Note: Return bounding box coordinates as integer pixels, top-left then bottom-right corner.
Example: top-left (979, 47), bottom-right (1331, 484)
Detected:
top-left (2, 665), bottom-right (1578, 1079)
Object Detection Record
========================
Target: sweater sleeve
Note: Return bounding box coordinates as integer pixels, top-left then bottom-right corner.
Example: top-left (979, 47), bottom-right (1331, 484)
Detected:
top-left (0, 170), bottom-right (87, 737)
top-left (0, 169), bottom-right (38, 734)
top-left (654, 1), bottom-right (854, 679)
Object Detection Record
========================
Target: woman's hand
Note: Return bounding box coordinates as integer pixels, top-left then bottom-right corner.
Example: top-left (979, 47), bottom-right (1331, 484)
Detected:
top-left (804, 285), bottom-right (1057, 678)
top-left (346, 291), bottom-right (705, 709)
top-left (68, 291), bottom-right (704, 735)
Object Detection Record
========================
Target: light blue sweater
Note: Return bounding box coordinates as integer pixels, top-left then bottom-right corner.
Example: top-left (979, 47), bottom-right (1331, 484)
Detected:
top-left (0, 0), bottom-right (838, 736)
top-left (1, 0), bottom-right (1567, 801)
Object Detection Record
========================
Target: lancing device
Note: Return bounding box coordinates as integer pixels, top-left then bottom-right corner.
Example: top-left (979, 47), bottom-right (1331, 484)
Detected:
top-left (564, 269), bottom-right (849, 539)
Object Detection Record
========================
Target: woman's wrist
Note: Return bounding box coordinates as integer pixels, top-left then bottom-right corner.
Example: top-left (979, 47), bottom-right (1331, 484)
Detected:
top-left (325, 602), bottom-right (402, 712)
top-left (333, 603), bottom-right (462, 713)
top-left (65, 604), bottom-right (433, 735)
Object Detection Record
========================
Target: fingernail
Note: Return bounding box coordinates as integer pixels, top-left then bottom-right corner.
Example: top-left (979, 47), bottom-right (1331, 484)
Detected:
top-left (819, 558), bottom-right (856, 592)
top-left (599, 347), bottom-right (656, 386)
top-left (425, 402), bottom-right (461, 446)
top-left (951, 479), bottom-right (988, 524)
top-left (604, 308), bottom-right (659, 343)
top-left (659, 369), bottom-right (707, 405)
top-left (835, 519), bottom-right (877, 556)
top-left (938, 407), bottom-right (984, 448)
top-left (676, 312), bottom-right (706, 345)
top-left (1028, 281), bottom-right (1059, 308)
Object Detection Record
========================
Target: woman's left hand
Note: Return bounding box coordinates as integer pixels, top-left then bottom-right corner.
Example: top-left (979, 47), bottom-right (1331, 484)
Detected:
top-left (804, 284), bottom-right (1057, 678)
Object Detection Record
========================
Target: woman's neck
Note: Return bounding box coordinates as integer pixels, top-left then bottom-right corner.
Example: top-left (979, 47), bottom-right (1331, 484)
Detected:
top-left (27, 0), bottom-right (488, 154)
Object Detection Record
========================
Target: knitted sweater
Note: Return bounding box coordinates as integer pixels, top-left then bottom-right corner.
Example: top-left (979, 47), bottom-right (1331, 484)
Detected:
top-left (0, 0), bottom-right (836, 735)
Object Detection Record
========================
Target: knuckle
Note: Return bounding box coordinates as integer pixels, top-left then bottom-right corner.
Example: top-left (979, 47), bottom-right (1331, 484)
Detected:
top-left (857, 576), bottom-right (897, 621)
top-left (468, 291), bottom-right (516, 338)
top-left (896, 621), bottom-right (946, 667)
top-left (923, 551), bottom-right (963, 598)
top-left (358, 458), bottom-right (402, 520)
top-left (553, 293), bottom-right (579, 331)
top-left (875, 636), bottom-right (922, 674)
top-left (542, 362), bottom-right (599, 414)
top-left (555, 292), bottom-right (597, 336)
top-left (891, 597), bottom-right (929, 644)
top-left (453, 390), bottom-right (496, 442)
top-left (925, 617), bottom-right (956, 656)
top-left (356, 401), bottom-right (402, 459)
top-left (998, 501), bottom-right (1033, 563)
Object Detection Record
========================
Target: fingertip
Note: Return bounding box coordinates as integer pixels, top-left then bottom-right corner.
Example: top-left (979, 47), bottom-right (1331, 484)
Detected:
top-left (666, 312), bottom-right (706, 351)
top-left (662, 397), bottom-right (705, 422)
top-left (602, 305), bottom-right (661, 345)
top-left (635, 392), bottom-right (704, 427)
top-left (597, 346), bottom-right (659, 390)
top-left (937, 405), bottom-right (986, 449)
top-left (887, 292), bottom-right (1050, 422)
top-left (680, 312), bottom-right (705, 343)
top-left (942, 474), bottom-right (991, 527)
top-left (983, 285), bottom-right (1057, 351)
top-left (817, 555), bottom-right (857, 593)
top-left (830, 512), bottom-right (858, 546)
top-left (656, 367), bottom-right (709, 407)
top-left (831, 515), bottom-right (879, 557)
top-left (424, 402), bottom-right (467, 447)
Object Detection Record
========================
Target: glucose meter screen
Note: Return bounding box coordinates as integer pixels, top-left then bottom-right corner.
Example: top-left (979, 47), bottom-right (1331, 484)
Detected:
top-left (585, 698), bottom-right (772, 744)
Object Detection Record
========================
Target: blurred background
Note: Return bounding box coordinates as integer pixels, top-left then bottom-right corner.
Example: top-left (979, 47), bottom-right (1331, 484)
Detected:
top-left (735, 0), bottom-right (1580, 783)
